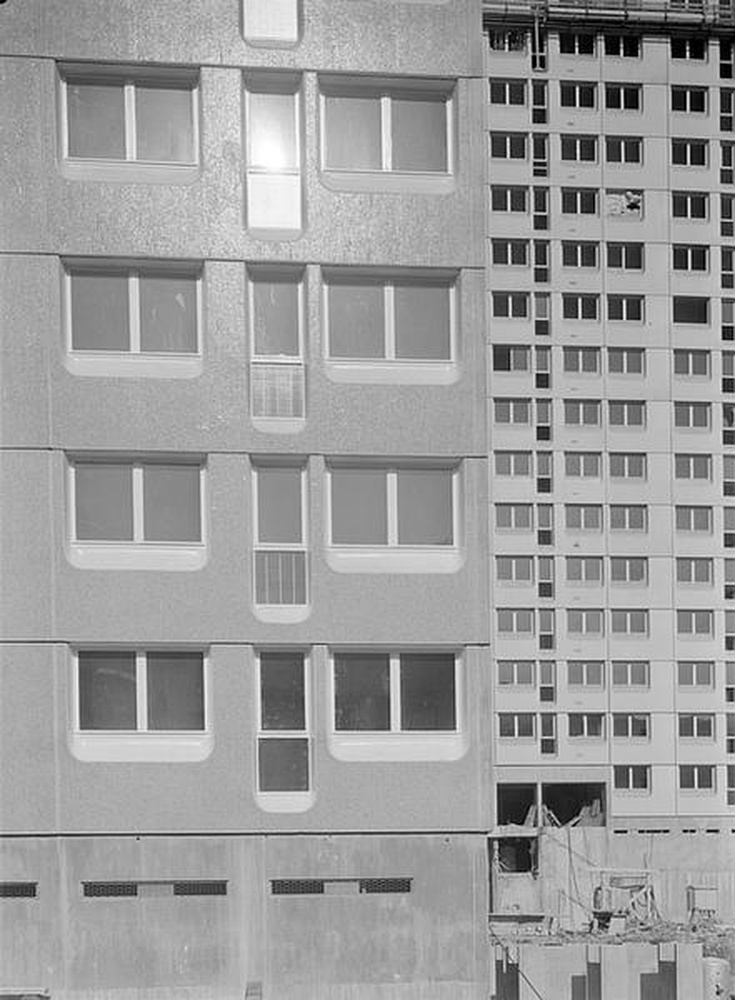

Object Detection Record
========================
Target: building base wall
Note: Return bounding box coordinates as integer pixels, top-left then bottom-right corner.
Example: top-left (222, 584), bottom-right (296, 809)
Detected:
top-left (0, 833), bottom-right (489, 1000)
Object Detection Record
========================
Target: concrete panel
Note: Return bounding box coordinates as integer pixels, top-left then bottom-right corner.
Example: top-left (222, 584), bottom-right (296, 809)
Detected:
top-left (0, 0), bottom-right (483, 79)
top-left (0, 256), bottom-right (52, 448)
top-left (0, 451), bottom-right (54, 638)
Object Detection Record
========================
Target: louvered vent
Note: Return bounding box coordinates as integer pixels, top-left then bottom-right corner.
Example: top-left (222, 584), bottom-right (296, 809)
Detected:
top-left (84, 879), bottom-right (228, 897)
top-left (173, 880), bottom-right (227, 896)
top-left (359, 878), bottom-right (412, 894)
top-left (271, 878), bottom-right (324, 895)
top-left (0, 881), bottom-right (38, 898)
top-left (271, 877), bottom-right (412, 896)
top-left (83, 882), bottom-right (138, 897)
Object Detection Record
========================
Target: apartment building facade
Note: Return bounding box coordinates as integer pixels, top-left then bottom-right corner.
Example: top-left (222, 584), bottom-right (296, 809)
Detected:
top-left (2, 0), bottom-right (735, 997)
top-left (0, 1), bottom-right (490, 996)
top-left (484, 0), bottom-right (735, 833)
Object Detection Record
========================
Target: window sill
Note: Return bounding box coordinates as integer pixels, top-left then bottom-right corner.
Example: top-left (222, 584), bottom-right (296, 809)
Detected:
top-left (60, 159), bottom-right (200, 185)
top-left (70, 731), bottom-right (213, 762)
top-left (256, 790), bottom-right (315, 813)
top-left (326, 546), bottom-right (462, 574)
top-left (254, 604), bottom-right (311, 624)
top-left (251, 416), bottom-right (306, 435)
top-left (324, 361), bottom-right (458, 385)
top-left (613, 789), bottom-right (651, 796)
top-left (328, 731), bottom-right (467, 762)
top-left (65, 354), bottom-right (203, 380)
top-left (68, 543), bottom-right (207, 571)
top-left (320, 169), bottom-right (455, 196)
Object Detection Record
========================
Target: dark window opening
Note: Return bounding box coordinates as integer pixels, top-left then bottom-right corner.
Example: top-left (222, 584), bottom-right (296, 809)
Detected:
top-left (541, 783), bottom-right (606, 826)
top-left (497, 783), bottom-right (537, 825)
top-left (496, 837), bottom-right (535, 873)
top-left (0, 881), bottom-right (38, 898)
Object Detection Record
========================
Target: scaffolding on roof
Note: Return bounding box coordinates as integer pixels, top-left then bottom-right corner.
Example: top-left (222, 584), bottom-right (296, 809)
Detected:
top-left (483, 0), bottom-right (735, 28)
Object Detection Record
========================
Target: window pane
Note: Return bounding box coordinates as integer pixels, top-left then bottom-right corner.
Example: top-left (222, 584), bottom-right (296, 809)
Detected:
top-left (139, 275), bottom-right (197, 353)
top-left (257, 467), bottom-right (302, 544)
top-left (252, 276), bottom-right (300, 357)
top-left (71, 272), bottom-right (129, 351)
top-left (78, 651), bottom-right (136, 730)
top-left (400, 653), bottom-right (456, 730)
top-left (334, 653), bottom-right (390, 730)
top-left (143, 465), bottom-right (201, 542)
top-left (67, 81), bottom-right (125, 159)
top-left (146, 652), bottom-right (204, 730)
top-left (247, 91), bottom-right (297, 171)
top-left (392, 97), bottom-right (447, 172)
top-left (258, 737), bottom-right (309, 791)
top-left (260, 652), bottom-right (305, 730)
top-left (394, 284), bottom-right (451, 360)
top-left (328, 282), bottom-right (384, 358)
top-left (135, 85), bottom-right (194, 163)
top-left (331, 469), bottom-right (387, 544)
top-left (397, 469), bottom-right (453, 545)
top-left (324, 96), bottom-right (381, 170)
top-left (75, 464), bottom-right (134, 540)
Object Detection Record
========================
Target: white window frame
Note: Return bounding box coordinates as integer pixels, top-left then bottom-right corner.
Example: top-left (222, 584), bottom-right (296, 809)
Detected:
top-left (490, 131), bottom-right (528, 160)
top-left (63, 260), bottom-right (203, 378)
top-left (674, 349), bottom-right (710, 376)
top-left (326, 463), bottom-right (460, 573)
top-left (676, 610), bottom-right (714, 636)
top-left (608, 348), bottom-right (645, 375)
top-left (560, 134), bottom-right (597, 163)
top-left (614, 765), bottom-right (650, 792)
top-left (675, 453), bottom-right (711, 480)
top-left (565, 504), bottom-right (602, 531)
top-left (58, 64), bottom-right (200, 182)
top-left (561, 242), bottom-right (599, 270)
top-left (612, 712), bottom-right (650, 739)
top-left (497, 659), bottom-right (535, 686)
top-left (609, 505), bottom-right (648, 532)
top-left (252, 462), bottom-right (308, 616)
top-left (71, 647), bottom-right (211, 762)
top-left (612, 660), bottom-right (650, 687)
top-left (678, 713), bottom-right (715, 740)
top-left (559, 80), bottom-right (597, 108)
top-left (68, 457), bottom-right (206, 571)
top-left (610, 557), bottom-right (648, 585)
top-left (564, 399), bottom-right (601, 427)
top-left (609, 452), bottom-right (646, 480)
top-left (608, 400), bottom-right (645, 427)
top-left (606, 242), bottom-right (644, 271)
top-left (675, 402), bottom-right (711, 429)
top-left (494, 398), bottom-right (531, 426)
top-left (565, 452), bottom-right (602, 478)
top-left (256, 649), bottom-right (313, 811)
top-left (672, 246), bottom-right (709, 273)
top-left (328, 650), bottom-right (464, 762)
top-left (605, 83), bottom-right (641, 108)
top-left (610, 609), bottom-right (649, 635)
top-left (497, 608), bottom-right (535, 635)
top-left (675, 505), bottom-right (712, 533)
top-left (568, 713), bottom-right (605, 738)
top-left (561, 188), bottom-right (598, 216)
top-left (677, 660), bottom-right (714, 687)
top-left (495, 451), bottom-right (532, 477)
top-left (498, 712), bottom-right (536, 739)
top-left (672, 138), bottom-right (708, 168)
top-left (671, 85), bottom-right (708, 113)
top-left (491, 239), bottom-right (529, 267)
top-left (496, 555), bottom-right (534, 584)
top-left (562, 294), bottom-right (599, 321)
top-left (495, 503), bottom-right (533, 532)
top-left (672, 191), bottom-right (708, 219)
top-left (322, 270), bottom-right (457, 376)
top-left (493, 292), bottom-right (529, 319)
top-left (607, 296), bottom-right (644, 323)
top-left (491, 185), bottom-right (528, 213)
top-left (567, 609), bottom-right (604, 636)
top-left (493, 345), bottom-right (530, 372)
top-left (679, 764), bottom-right (716, 792)
top-left (489, 78), bottom-right (527, 106)
top-left (567, 660), bottom-right (604, 687)
top-left (604, 35), bottom-right (641, 59)
top-left (676, 557), bottom-right (713, 585)
top-left (563, 346), bottom-right (600, 374)
top-left (605, 135), bottom-right (642, 164)
top-left (566, 556), bottom-right (603, 584)
top-left (319, 77), bottom-right (455, 184)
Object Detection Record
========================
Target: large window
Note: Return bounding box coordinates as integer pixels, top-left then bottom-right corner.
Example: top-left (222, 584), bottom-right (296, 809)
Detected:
top-left (321, 77), bottom-right (452, 175)
top-left (257, 651), bottom-right (310, 801)
top-left (329, 465), bottom-right (455, 547)
top-left (77, 650), bottom-right (205, 731)
top-left (65, 263), bottom-right (200, 359)
top-left (69, 458), bottom-right (204, 568)
top-left (253, 464), bottom-right (307, 608)
top-left (72, 648), bottom-right (209, 762)
top-left (324, 272), bottom-right (453, 362)
top-left (60, 65), bottom-right (198, 175)
top-left (333, 652), bottom-right (456, 732)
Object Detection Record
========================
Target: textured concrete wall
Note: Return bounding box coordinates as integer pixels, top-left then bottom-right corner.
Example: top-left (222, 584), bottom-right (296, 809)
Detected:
top-left (0, 833), bottom-right (489, 999)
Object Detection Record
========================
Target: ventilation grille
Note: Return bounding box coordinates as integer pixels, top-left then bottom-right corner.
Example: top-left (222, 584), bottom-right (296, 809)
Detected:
top-left (83, 880), bottom-right (227, 898)
top-left (0, 881), bottom-right (38, 898)
top-left (254, 549), bottom-right (308, 605)
top-left (251, 362), bottom-right (305, 419)
top-left (271, 877), bottom-right (412, 896)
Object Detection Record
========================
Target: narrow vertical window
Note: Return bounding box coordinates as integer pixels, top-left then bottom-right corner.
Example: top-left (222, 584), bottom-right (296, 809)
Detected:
top-left (257, 651), bottom-right (311, 805)
top-left (248, 266), bottom-right (305, 421)
top-left (253, 463), bottom-right (307, 608)
top-left (245, 74), bottom-right (302, 233)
